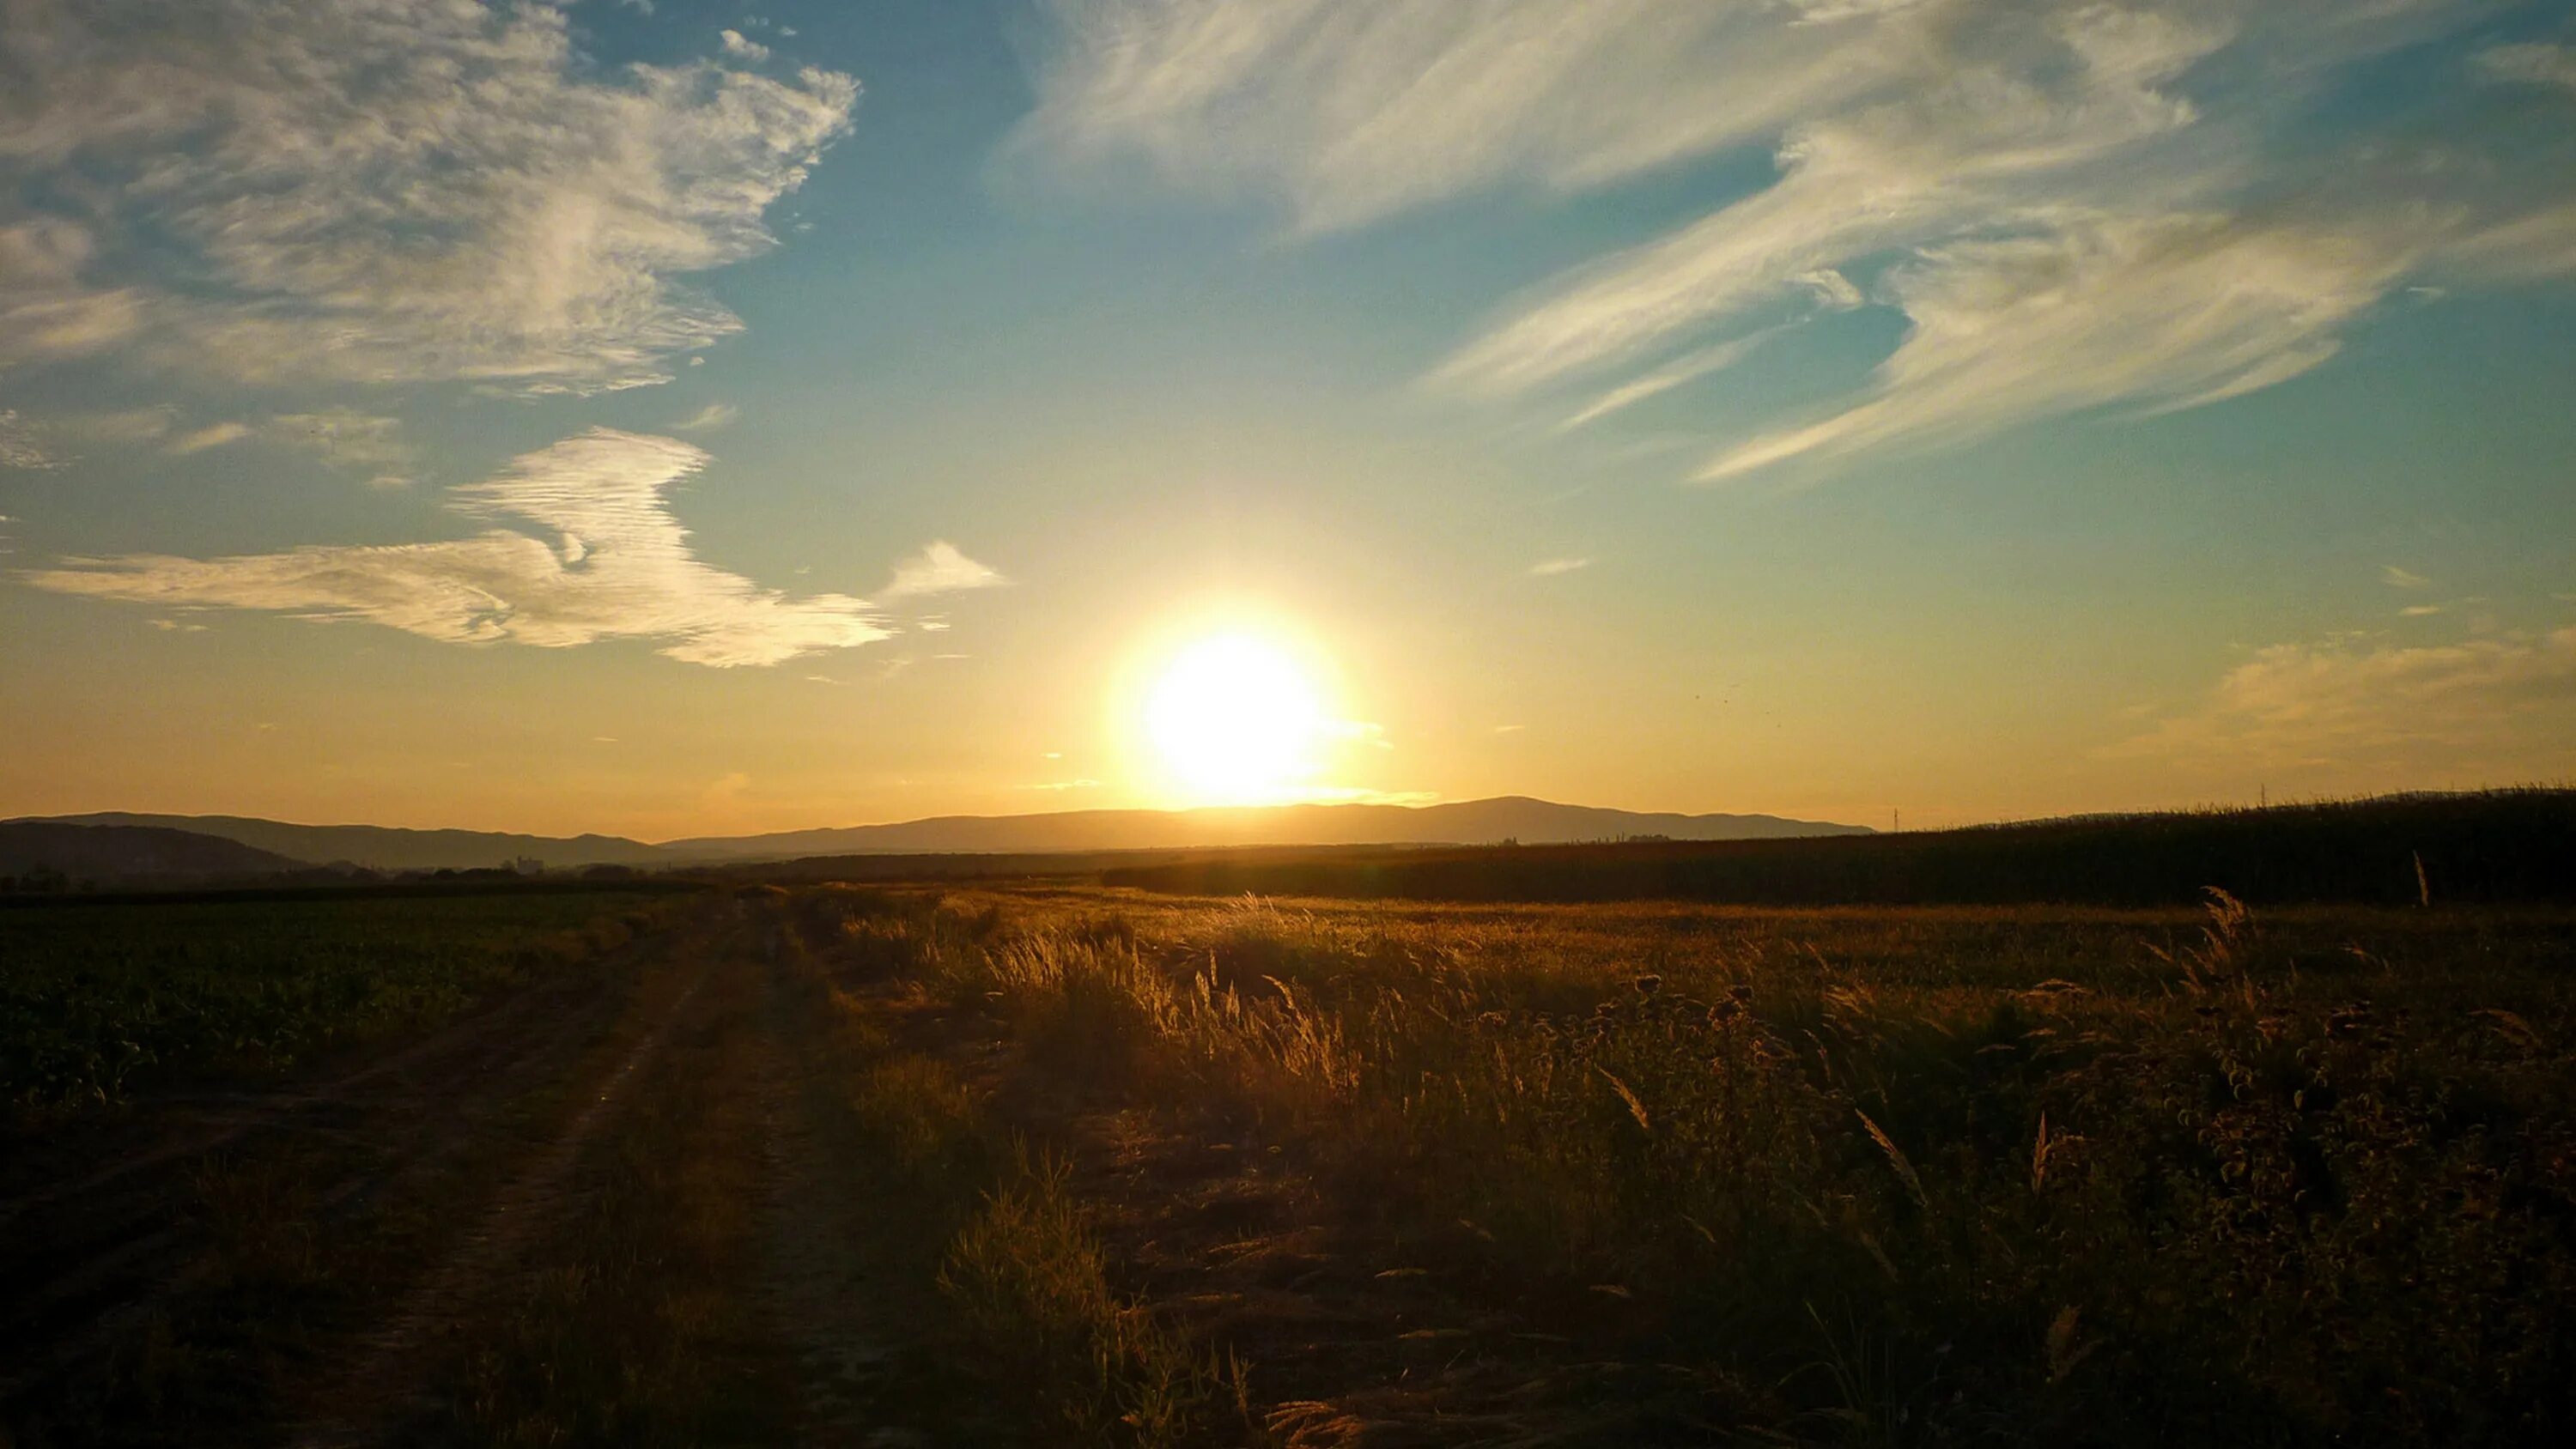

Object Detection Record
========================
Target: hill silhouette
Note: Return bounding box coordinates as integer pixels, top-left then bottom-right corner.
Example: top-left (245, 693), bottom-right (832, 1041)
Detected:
top-left (21, 813), bottom-right (673, 872)
top-left (0, 822), bottom-right (306, 883)
top-left (16, 797), bottom-right (1868, 871)
top-left (659, 797), bottom-right (1870, 862)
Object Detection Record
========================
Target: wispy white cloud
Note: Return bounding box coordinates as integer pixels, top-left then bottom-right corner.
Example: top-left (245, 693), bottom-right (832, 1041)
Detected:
top-left (49, 408), bottom-right (176, 446)
top-left (1018, 1), bottom-right (2576, 479)
top-left (0, 405), bottom-right (178, 467)
top-left (720, 29), bottom-right (771, 64)
top-left (261, 410), bottom-right (414, 482)
top-left (670, 403), bottom-right (741, 433)
top-left (2107, 624), bottom-right (2576, 778)
top-left (1556, 328), bottom-right (1785, 433)
top-left (1694, 216), bottom-right (2412, 481)
top-left (878, 541), bottom-right (1008, 601)
top-left (2480, 42), bottom-right (2576, 92)
top-left (2383, 564), bottom-right (2433, 589)
top-left (1007, 0), bottom-right (1922, 234)
top-left (157, 410), bottom-right (412, 480)
top-left (19, 428), bottom-right (894, 668)
top-left (0, 1), bottom-right (856, 394)
top-left (168, 421), bottom-right (252, 455)
top-left (0, 218), bottom-right (143, 371)
top-left (1527, 556), bottom-right (1592, 577)
top-left (1, 410), bottom-right (61, 470)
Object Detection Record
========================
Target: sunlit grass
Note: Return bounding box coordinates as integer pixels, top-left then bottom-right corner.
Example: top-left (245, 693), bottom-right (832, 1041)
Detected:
top-left (826, 885), bottom-right (2576, 1444)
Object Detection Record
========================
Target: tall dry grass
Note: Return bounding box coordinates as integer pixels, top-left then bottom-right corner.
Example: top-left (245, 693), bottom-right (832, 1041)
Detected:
top-left (835, 887), bottom-right (2576, 1446)
top-left (788, 890), bottom-right (1263, 1448)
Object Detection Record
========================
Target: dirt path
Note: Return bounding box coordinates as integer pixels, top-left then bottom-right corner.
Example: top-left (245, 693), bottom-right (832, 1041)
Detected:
top-left (750, 941), bottom-right (903, 1446)
top-left (286, 925), bottom-right (730, 1448)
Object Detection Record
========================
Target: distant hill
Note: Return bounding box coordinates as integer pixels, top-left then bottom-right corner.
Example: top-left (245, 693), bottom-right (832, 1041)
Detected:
top-left (18, 814), bottom-right (674, 872)
top-left (14, 798), bottom-right (1868, 871)
top-left (0, 822), bottom-right (306, 882)
top-left (663, 797), bottom-right (1870, 862)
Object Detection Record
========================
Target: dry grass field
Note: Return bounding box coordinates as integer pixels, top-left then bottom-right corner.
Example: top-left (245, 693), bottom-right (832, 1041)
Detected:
top-left (786, 884), bottom-right (2576, 1447)
top-left (7, 881), bottom-right (2573, 1446)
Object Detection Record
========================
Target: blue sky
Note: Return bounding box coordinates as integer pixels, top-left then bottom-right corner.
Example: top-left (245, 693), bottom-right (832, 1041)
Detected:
top-left (3, 0), bottom-right (2573, 836)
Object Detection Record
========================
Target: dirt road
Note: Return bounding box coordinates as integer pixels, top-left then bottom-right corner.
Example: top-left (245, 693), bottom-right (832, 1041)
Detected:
top-left (2, 892), bottom-right (1024, 1448)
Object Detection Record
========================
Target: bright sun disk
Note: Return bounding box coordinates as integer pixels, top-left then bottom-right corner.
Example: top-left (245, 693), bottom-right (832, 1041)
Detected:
top-left (1143, 633), bottom-right (1326, 805)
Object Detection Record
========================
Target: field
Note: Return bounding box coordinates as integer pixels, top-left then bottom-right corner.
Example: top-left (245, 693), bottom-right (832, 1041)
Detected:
top-left (0, 885), bottom-right (692, 1109)
top-left (5, 877), bottom-right (2574, 1446)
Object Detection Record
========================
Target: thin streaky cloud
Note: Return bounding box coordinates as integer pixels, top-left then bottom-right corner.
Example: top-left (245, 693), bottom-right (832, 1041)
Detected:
top-left (263, 411), bottom-right (414, 476)
top-left (1020, 2), bottom-right (2576, 482)
top-left (0, 1), bottom-right (856, 394)
top-left (1, 406), bottom-right (177, 467)
top-left (161, 411), bottom-right (416, 479)
top-left (2, 411), bottom-right (60, 470)
top-left (1556, 329), bottom-right (1785, 433)
top-left (1008, 0), bottom-right (1923, 235)
top-left (20, 428), bottom-right (892, 669)
top-left (1528, 557), bottom-right (1592, 578)
top-left (168, 421), bottom-right (252, 455)
top-left (1693, 217), bottom-right (2415, 482)
top-left (670, 403), bottom-right (742, 433)
top-left (2384, 565), bottom-right (2433, 589)
top-left (2480, 42), bottom-right (2576, 92)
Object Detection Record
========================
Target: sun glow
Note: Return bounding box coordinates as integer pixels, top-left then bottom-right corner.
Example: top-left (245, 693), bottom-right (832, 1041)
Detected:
top-left (1141, 632), bottom-right (1329, 806)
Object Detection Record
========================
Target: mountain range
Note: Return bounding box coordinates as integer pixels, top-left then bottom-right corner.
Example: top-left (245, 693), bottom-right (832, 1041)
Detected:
top-left (0, 822), bottom-right (307, 881)
top-left (11, 798), bottom-right (1870, 875)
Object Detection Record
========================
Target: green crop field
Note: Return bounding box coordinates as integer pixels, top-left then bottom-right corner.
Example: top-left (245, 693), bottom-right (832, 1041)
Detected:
top-left (0, 888), bottom-right (686, 1109)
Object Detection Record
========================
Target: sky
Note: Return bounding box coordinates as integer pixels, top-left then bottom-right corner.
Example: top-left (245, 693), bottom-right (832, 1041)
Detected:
top-left (3, 0), bottom-right (2573, 840)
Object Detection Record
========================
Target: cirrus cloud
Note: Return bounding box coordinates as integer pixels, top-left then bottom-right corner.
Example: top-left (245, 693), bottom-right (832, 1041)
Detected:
top-left (18, 429), bottom-right (896, 668)
top-left (1016, 0), bottom-right (2576, 481)
top-left (0, 0), bottom-right (857, 394)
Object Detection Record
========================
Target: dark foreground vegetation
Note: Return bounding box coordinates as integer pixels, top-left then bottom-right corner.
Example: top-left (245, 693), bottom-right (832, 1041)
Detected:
top-left (805, 886), bottom-right (2576, 1446)
top-left (0, 885), bottom-right (690, 1109)
top-left (9, 871), bottom-right (2573, 1446)
top-left (1103, 790), bottom-right (2576, 907)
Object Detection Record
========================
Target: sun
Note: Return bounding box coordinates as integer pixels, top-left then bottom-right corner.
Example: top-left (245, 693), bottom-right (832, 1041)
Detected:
top-left (1142, 632), bottom-right (1328, 806)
